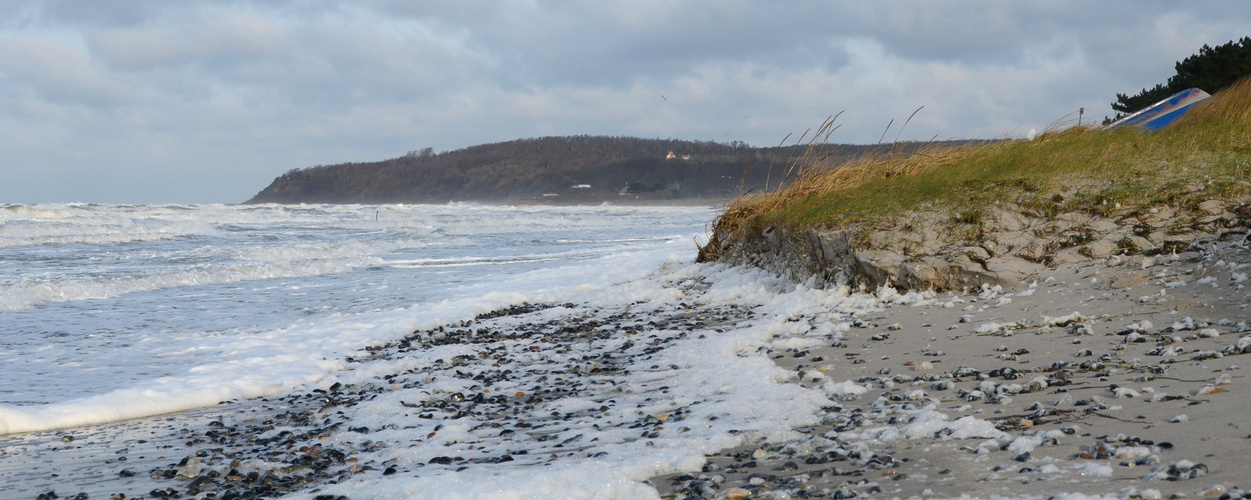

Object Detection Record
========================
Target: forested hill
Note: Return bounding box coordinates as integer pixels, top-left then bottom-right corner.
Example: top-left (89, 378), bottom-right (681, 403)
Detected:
top-left (244, 135), bottom-right (947, 204)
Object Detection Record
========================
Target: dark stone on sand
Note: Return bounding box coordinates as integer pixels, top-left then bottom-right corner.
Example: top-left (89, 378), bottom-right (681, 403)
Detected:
top-left (1167, 462), bottom-right (1208, 481)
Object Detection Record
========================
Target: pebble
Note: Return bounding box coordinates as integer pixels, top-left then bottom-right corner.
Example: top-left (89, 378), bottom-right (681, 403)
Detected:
top-left (724, 487), bottom-right (751, 499)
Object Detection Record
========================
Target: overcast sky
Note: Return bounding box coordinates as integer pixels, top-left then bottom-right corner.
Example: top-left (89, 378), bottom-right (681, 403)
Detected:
top-left (2, 1), bottom-right (1249, 204)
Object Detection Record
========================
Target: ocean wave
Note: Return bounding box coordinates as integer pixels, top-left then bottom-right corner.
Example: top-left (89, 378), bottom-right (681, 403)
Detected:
top-left (0, 251), bottom-right (387, 312)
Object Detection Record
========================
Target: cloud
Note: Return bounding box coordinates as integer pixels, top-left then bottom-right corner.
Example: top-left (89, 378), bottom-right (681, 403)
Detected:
top-left (0, 35), bottom-right (130, 106)
top-left (86, 11), bottom-right (286, 70)
top-left (1, 1), bottom-right (1250, 203)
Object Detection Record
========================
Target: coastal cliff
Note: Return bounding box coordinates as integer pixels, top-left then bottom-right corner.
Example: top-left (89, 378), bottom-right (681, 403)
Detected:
top-left (698, 77), bottom-right (1251, 291)
top-left (701, 200), bottom-right (1251, 292)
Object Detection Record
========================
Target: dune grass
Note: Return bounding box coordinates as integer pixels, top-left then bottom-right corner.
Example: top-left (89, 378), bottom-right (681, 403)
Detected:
top-left (709, 76), bottom-right (1251, 251)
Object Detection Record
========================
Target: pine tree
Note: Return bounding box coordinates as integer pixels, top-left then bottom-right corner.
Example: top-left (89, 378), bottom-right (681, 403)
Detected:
top-left (1112, 36), bottom-right (1251, 115)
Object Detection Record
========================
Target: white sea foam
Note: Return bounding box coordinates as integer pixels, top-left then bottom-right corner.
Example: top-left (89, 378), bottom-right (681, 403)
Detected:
top-left (0, 204), bottom-right (717, 424)
top-left (0, 241), bottom-right (394, 312)
top-left (272, 260), bottom-right (925, 499)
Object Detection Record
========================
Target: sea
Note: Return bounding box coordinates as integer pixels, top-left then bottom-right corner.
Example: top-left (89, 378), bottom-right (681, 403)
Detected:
top-left (0, 202), bottom-right (917, 498)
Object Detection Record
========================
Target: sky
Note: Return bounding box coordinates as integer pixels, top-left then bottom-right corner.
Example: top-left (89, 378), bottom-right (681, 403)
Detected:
top-left (1, 1), bottom-right (1249, 204)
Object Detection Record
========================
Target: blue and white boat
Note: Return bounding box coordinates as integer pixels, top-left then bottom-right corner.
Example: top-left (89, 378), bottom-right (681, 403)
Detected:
top-left (1105, 87), bottom-right (1211, 131)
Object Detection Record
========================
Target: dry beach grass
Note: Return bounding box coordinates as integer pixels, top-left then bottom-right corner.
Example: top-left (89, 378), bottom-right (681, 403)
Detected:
top-left (701, 75), bottom-right (1251, 266)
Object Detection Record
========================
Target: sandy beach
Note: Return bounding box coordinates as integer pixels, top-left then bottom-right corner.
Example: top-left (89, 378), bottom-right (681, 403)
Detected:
top-left (4, 238), bottom-right (1251, 499)
top-left (653, 244), bottom-right (1251, 499)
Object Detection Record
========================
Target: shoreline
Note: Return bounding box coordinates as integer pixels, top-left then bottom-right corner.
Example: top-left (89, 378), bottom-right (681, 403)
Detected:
top-left (4, 242), bottom-right (1251, 499)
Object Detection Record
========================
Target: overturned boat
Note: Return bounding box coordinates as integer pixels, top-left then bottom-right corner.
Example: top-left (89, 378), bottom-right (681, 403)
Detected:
top-left (1105, 87), bottom-right (1211, 131)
